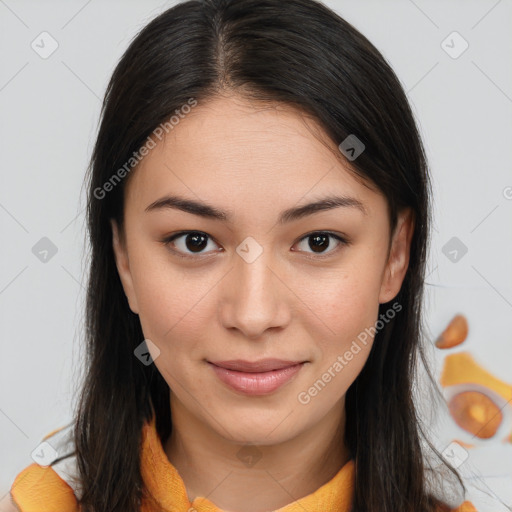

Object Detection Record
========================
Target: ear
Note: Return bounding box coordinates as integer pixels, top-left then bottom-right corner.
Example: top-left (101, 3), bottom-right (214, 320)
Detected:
top-left (378, 208), bottom-right (415, 304)
top-left (111, 219), bottom-right (139, 314)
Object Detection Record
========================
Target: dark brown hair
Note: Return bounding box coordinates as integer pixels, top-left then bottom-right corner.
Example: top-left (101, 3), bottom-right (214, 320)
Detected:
top-left (72, 0), bottom-right (464, 510)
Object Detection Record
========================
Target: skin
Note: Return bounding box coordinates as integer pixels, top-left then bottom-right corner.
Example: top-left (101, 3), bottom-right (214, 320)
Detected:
top-left (112, 92), bottom-right (414, 512)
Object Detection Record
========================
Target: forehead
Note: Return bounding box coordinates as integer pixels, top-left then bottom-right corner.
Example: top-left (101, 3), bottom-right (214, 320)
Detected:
top-left (124, 93), bottom-right (384, 218)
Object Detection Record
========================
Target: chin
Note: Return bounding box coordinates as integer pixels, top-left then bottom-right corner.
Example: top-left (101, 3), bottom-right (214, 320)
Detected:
top-left (214, 415), bottom-right (301, 446)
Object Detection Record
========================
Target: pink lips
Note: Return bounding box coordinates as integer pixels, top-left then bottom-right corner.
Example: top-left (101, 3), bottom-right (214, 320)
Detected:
top-left (208, 359), bottom-right (306, 395)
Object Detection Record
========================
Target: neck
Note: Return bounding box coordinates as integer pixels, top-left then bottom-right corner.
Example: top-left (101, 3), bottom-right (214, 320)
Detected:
top-left (164, 395), bottom-right (349, 512)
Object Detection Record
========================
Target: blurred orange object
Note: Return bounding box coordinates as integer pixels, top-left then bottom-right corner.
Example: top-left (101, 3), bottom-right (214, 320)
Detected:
top-left (448, 390), bottom-right (502, 439)
top-left (435, 314), bottom-right (469, 349)
top-left (440, 352), bottom-right (512, 404)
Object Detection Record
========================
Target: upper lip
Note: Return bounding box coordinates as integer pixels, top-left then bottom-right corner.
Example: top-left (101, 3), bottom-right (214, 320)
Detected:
top-left (208, 359), bottom-right (305, 372)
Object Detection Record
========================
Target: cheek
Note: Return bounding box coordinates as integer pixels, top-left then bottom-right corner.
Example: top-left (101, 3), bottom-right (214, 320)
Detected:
top-left (296, 287), bottom-right (377, 411)
top-left (301, 256), bottom-right (384, 341)
top-left (314, 290), bottom-right (377, 379)
top-left (135, 274), bottom-right (212, 358)
top-left (132, 264), bottom-right (211, 390)
top-left (297, 257), bottom-right (383, 397)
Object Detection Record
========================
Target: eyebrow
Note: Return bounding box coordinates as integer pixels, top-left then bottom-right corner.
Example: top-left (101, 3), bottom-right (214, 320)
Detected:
top-left (144, 193), bottom-right (368, 224)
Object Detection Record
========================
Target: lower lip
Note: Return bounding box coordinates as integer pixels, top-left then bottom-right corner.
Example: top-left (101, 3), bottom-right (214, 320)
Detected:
top-left (208, 362), bottom-right (305, 395)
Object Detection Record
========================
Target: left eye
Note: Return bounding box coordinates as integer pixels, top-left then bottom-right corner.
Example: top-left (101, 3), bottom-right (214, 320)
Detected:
top-left (162, 231), bottom-right (347, 259)
top-left (293, 231), bottom-right (347, 257)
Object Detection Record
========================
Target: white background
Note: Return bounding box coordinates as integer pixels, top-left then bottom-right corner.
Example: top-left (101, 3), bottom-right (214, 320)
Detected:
top-left (1, 0), bottom-right (511, 510)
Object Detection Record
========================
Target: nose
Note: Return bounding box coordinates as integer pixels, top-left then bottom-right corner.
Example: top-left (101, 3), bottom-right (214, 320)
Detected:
top-left (219, 245), bottom-right (292, 340)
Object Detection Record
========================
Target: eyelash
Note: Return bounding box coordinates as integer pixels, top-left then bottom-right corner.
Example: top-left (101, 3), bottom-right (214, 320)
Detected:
top-left (160, 230), bottom-right (349, 261)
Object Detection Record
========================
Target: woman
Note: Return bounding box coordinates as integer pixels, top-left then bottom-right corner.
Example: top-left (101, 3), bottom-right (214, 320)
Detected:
top-left (9, 0), bottom-right (477, 510)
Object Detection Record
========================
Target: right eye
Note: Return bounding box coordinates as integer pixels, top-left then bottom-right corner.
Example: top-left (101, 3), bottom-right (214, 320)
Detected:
top-left (161, 231), bottom-right (222, 259)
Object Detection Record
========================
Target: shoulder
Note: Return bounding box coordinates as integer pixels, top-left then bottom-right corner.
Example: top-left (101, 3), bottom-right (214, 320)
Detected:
top-left (9, 422), bottom-right (81, 512)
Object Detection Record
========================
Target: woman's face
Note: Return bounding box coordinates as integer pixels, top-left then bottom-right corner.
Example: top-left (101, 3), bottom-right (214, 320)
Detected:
top-left (112, 93), bottom-right (413, 446)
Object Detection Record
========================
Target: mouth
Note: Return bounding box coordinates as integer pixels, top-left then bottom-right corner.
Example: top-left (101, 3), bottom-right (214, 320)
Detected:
top-left (208, 358), bottom-right (306, 372)
top-left (207, 359), bottom-right (307, 395)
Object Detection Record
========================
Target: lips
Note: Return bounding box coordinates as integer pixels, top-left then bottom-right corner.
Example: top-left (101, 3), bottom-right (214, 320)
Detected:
top-left (208, 359), bottom-right (304, 372)
top-left (207, 359), bottom-right (307, 395)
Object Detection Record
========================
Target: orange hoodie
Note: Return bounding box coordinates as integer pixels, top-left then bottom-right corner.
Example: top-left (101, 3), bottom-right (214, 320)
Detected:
top-left (9, 414), bottom-right (477, 512)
